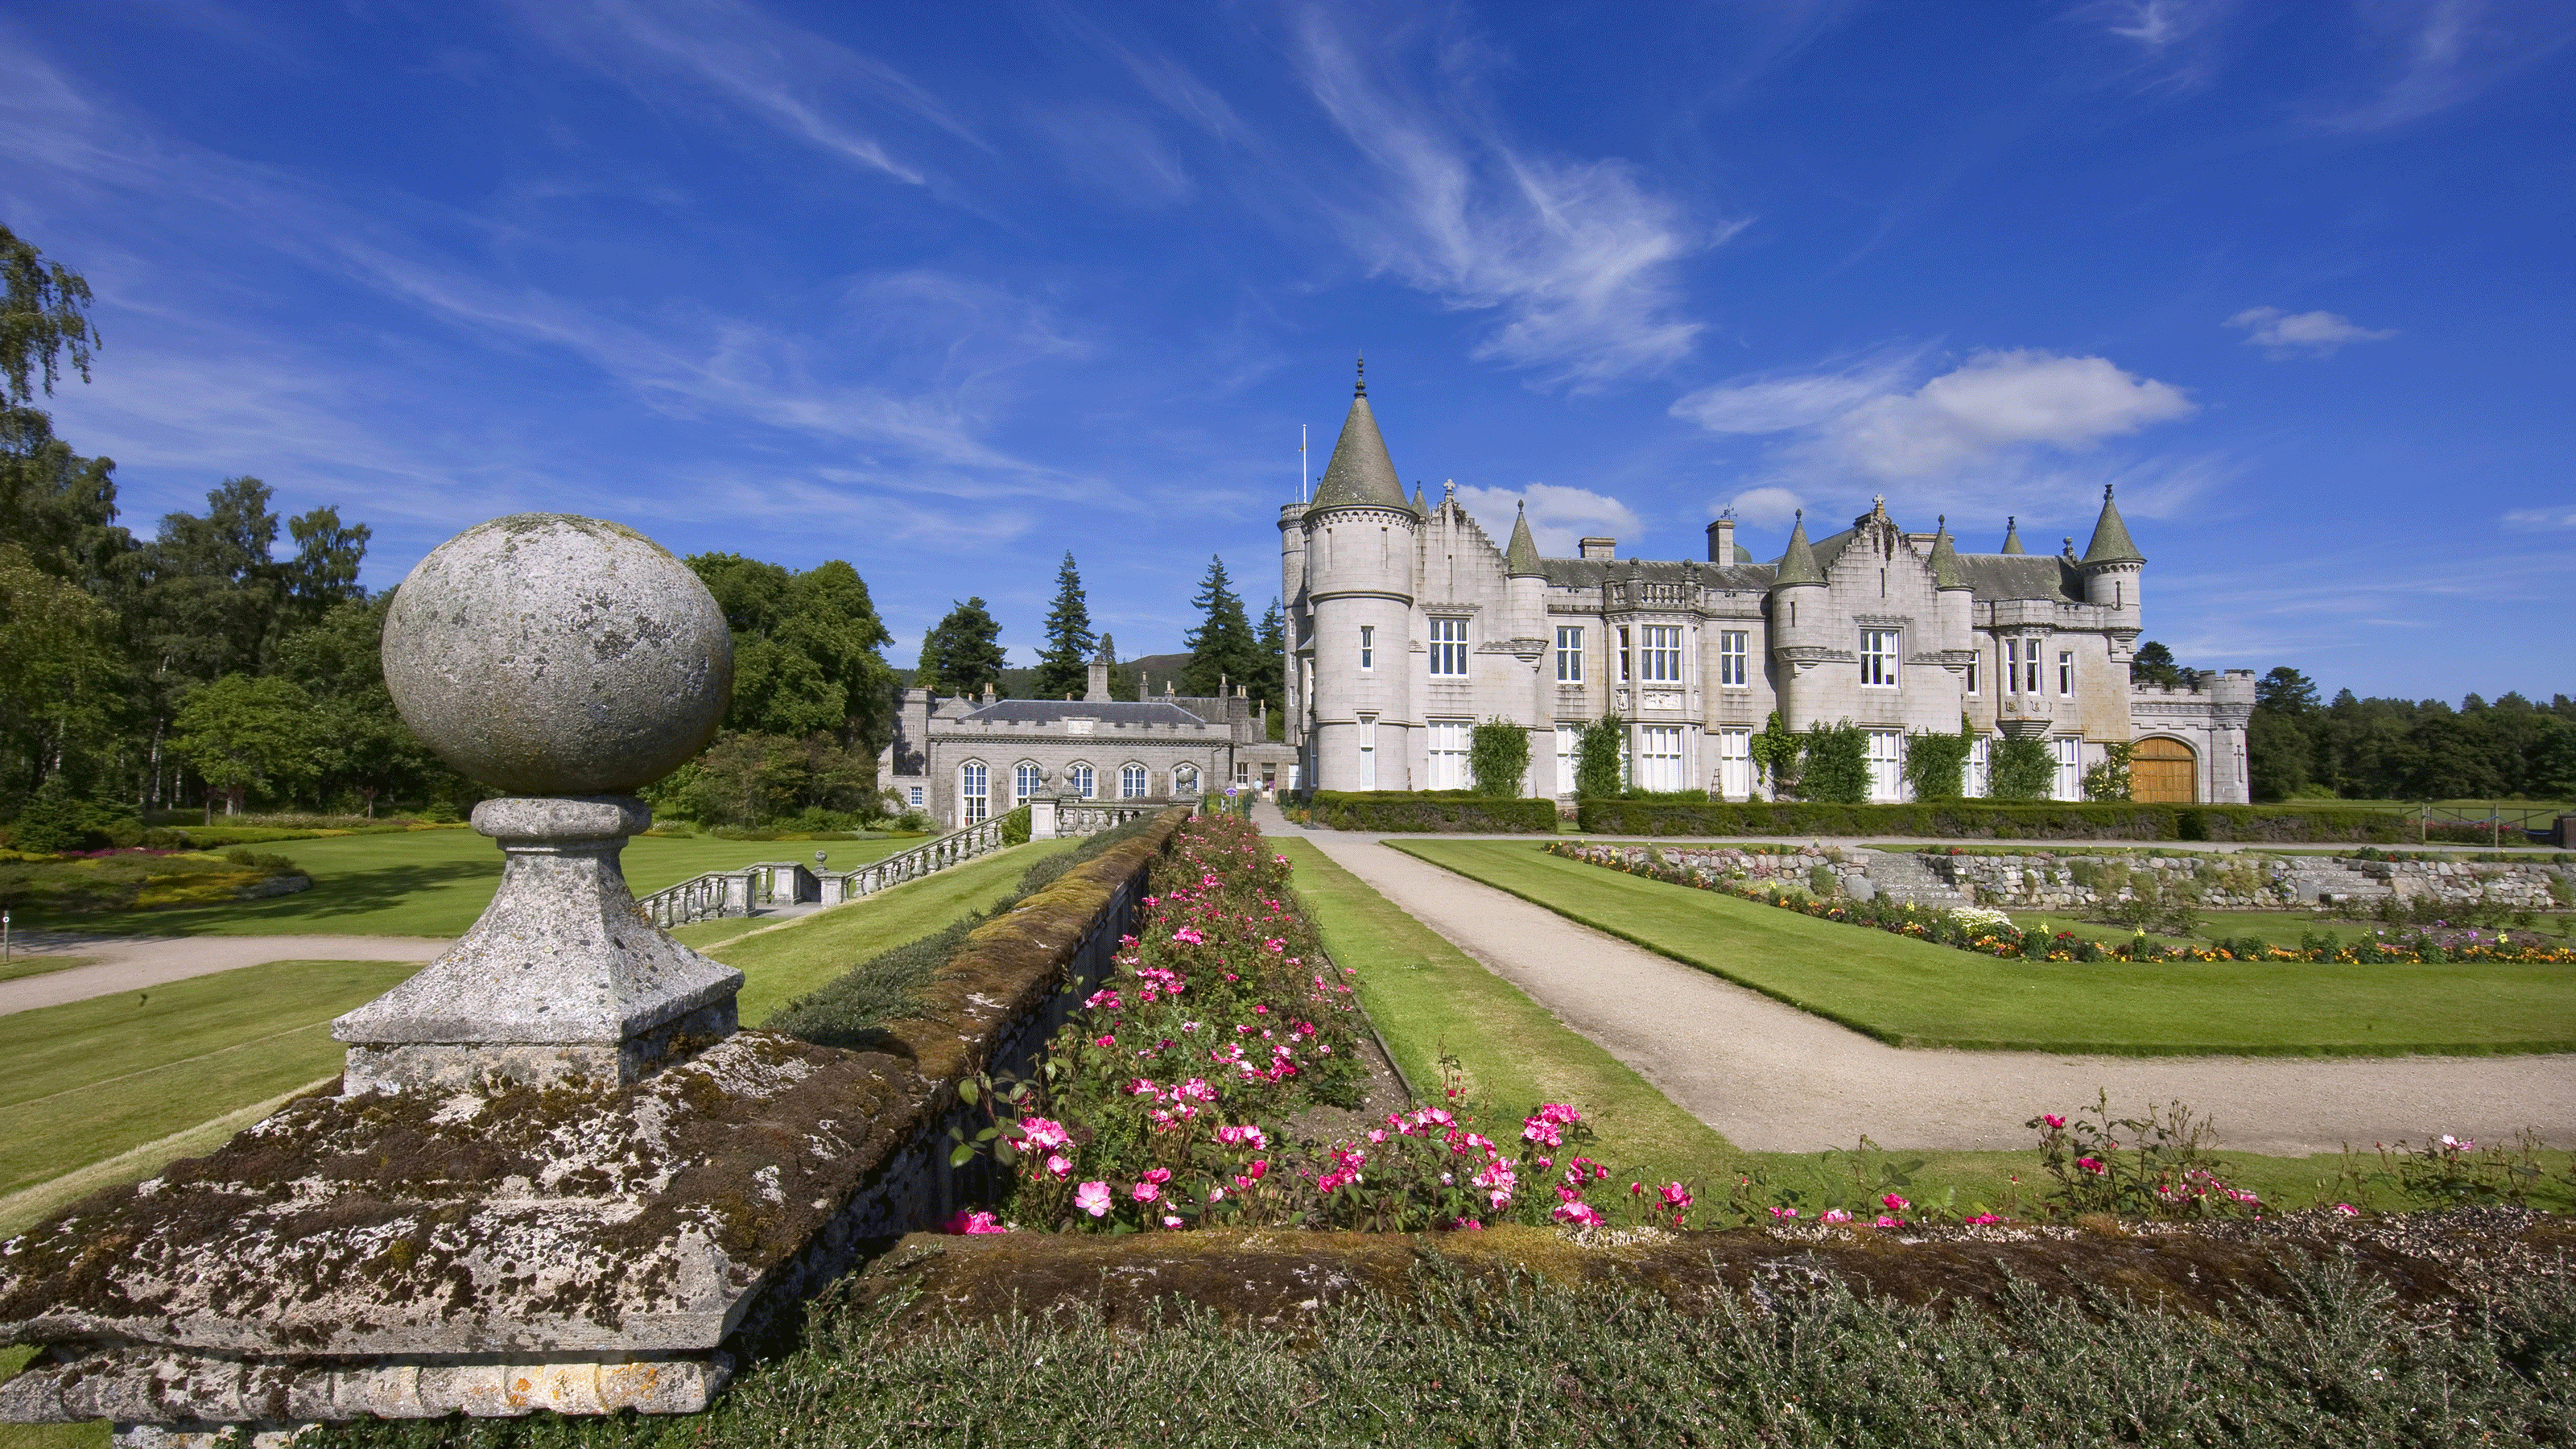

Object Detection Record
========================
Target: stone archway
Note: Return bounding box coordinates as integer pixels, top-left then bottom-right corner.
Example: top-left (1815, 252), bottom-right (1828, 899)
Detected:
top-left (2131, 736), bottom-right (2198, 803)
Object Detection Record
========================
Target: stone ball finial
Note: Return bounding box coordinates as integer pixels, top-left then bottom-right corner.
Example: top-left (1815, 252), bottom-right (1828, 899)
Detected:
top-left (382, 514), bottom-right (733, 795)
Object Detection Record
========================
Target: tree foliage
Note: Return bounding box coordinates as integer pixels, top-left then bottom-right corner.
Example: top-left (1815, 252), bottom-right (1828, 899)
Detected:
top-left (1796, 720), bottom-right (1871, 805)
top-left (1033, 552), bottom-right (1096, 700)
top-left (1, 223), bottom-right (101, 407)
top-left (1902, 720), bottom-right (1974, 801)
top-left (918, 596), bottom-right (1009, 699)
top-left (1468, 720), bottom-right (1530, 798)
top-left (1989, 735), bottom-right (2058, 801)
top-left (1183, 555), bottom-right (1261, 700)
top-left (1575, 713), bottom-right (1626, 799)
top-left (171, 674), bottom-right (319, 815)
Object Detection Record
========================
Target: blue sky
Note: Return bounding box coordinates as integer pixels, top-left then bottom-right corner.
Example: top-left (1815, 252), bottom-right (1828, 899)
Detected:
top-left (4, 1), bottom-right (2569, 699)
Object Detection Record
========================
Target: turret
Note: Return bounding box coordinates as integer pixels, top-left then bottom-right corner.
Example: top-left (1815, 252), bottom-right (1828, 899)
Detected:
top-left (1928, 514), bottom-right (1974, 643)
top-left (2000, 516), bottom-right (2025, 555)
top-left (2079, 483), bottom-right (2145, 629)
top-left (1767, 512), bottom-right (1829, 729)
top-left (1300, 357), bottom-right (1418, 790)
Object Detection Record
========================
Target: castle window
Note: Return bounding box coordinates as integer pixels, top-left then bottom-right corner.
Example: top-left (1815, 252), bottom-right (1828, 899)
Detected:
top-left (1717, 729), bottom-right (1752, 799)
top-left (1555, 626), bottom-right (1583, 683)
top-left (1360, 625), bottom-right (1374, 671)
top-left (1866, 731), bottom-right (1904, 802)
top-left (1120, 765), bottom-right (1147, 799)
top-left (909, 785), bottom-right (924, 807)
top-left (1859, 629), bottom-right (1900, 688)
top-left (1429, 617), bottom-right (1468, 677)
top-left (1966, 650), bottom-right (1981, 696)
top-left (2053, 737), bottom-right (2083, 801)
top-left (1356, 713), bottom-right (1377, 790)
top-left (1069, 762), bottom-right (1096, 799)
top-left (2024, 637), bottom-right (2044, 695)
top-left (2003, 638), bottom-right (2020, 695)
top-left (1617, 626), bottom-right (1633, 683)
top-left (959, 762), bottom-right (989, 824)
top-left (1426, 720), bottom-right (1471, 789)
top-left (1637, 725), bottom-right (1685, 791)
top-left (1719, 630), bottom-right (1748, 687)
top-left (1967, 737), bottom-right (1991, 798)
top-left (1640, 625), bottom-right (1683, 683)
top-left (2058, 651), bottom-right (2074, 697)
top-left (1554, 724), bottom-right (1581, 797)
top-left (1013, 762), bottom-right (1042, 803)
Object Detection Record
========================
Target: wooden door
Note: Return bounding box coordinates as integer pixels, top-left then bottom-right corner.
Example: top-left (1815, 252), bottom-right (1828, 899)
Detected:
top-left (2131, 737), bottom-right (2197, 803)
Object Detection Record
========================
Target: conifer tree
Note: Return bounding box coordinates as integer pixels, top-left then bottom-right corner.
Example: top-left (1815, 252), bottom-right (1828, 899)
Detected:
top-left (1255, 597), bottom-right (1286, 710)
top-left (918, 597), bottom-right (1008, 699)
top-left (1033, 552), bottom-right (1095, 700)
top-left (1182, 555), bottom-right (1259, 698)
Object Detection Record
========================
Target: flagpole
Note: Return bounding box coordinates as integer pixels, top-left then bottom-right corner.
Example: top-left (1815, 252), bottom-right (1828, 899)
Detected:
top-left (1300, 424), bottom-right (1307, 504)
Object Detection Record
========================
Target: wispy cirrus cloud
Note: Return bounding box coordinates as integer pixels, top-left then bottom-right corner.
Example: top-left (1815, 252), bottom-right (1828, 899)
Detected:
top-left (1292, 10), bottom-right (1728, 390)
top-left (2081, 0), bottom-right (2240, 91)
top-left (2503, 506), bottom-right (2576, 530)
top-left (2227, 307), bottom-right (2397, 357)
top-left (2307, 0), bottom-right (2576, 133)
top-left (506, 0), bottom-right (981, 184)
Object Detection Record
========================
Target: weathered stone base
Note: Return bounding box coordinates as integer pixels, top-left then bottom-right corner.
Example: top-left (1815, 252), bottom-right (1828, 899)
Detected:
top-left (1, 1348), bottom-right (729, 1429)
top-left (340, 1000), bottom-right (741, 1096)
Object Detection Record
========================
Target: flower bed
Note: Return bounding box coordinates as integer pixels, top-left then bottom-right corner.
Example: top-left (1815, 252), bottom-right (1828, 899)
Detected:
top-left (1545, 840), bottom-right (2576, 965)
top-left (944, 811), bottom-right (1690, 1234)
top-left (0, 847), bottom-right (310, 914)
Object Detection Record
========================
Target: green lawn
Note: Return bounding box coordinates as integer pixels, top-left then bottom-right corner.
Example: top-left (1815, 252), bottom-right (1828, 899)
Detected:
top-left (1271, 839), bottom-right (2545, 1219)
top-left (0, 955), bottom-right (95, 984)
top-left (0, 840), bottom-right (1069, 1241)
top-left (0, 960), bottom-right (417, 1212)
top-left (1274, 838), bottom-right (1734, 1189)
top-left (1391, 840), bottom-right (2576, 1056)
top-left (33, 832), bottom-right (911, 938)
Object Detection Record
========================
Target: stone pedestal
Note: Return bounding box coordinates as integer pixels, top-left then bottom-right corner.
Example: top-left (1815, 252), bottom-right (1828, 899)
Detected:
top-left (332, 796), bottom-right (741, 1096)
top-left (1030, 796), bottom-right (1059, 840)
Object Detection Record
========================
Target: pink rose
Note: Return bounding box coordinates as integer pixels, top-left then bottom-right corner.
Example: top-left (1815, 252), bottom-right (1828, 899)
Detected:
top-left (1073, 1181), bottom-right (1112, 1217)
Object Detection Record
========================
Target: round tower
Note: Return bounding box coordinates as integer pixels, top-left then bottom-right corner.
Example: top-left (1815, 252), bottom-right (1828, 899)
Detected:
top-left (1766, 510), bottom-right (1829, 730)
top-left (1301, 358), bottom-right (1418, 791)
top-left (2079, 484), bottom-right (2145, 643)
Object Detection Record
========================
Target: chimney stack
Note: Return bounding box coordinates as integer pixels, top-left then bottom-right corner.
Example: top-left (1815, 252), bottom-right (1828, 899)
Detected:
top-left (1579, 537), bottom-right (1616, 561)
top-left (1705, 516), bottom-right (1735, 564)
top-left (1085, 658), bottom-right (1110, 702)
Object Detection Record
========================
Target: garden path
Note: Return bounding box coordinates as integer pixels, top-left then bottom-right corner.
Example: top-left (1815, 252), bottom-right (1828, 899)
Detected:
top-left (1260, 809), bottom-right (2576, 1156)
top-left (0, 934), bottom-right (451, 1015)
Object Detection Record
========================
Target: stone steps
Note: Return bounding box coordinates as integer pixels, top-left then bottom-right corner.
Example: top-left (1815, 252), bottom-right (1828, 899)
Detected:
top-left (1852, 850), bottom-right (1976, 912)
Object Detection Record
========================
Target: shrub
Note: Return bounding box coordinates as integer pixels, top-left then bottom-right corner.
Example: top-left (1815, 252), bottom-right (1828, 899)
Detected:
top-left (1575, 712), bottom-right (1625, 799)
top-left (1302, 791), bottom-right (1558, 833)
top-left (1749, 711), bottom-right (1800, 798)
top-left (1797, 720), bottom-right (1870, 804)
top-left (2084, 741), bottom-right (2136, 802)
top-left (1990, 735), bottom-right (2057, 800)
top-left (6, 775), bottom-right (85, 855)
top-left (1902, 723), bottom-right (1972, 801)
top-left (1001, 804), bottom-right (1032, 845)
top-left (2027, 1092), bottom-right (2260, 1220)
top-left (1467, 720), bottom-right (1530, 799)
top-left (1571, 797), bottom-right (2437, 842)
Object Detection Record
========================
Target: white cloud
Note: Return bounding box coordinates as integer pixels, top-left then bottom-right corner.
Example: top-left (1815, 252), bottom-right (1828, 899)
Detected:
top-left (1452, 482), bottom-right (1641, 557)
top-left (1294, 12), bottom-right (1725, 390)
top-left (1671, 348), bottom-right (1921, 434)
top-left (2503, 506), bottom-right (2576, 530)
top-left (1827, 350), bottom-right (2195, 480)
top-left (2226, 307), bottom-right (2397, 357)
top-left (2094, 0), bottom-right (2231, 50)
top-left (1716, 485), bottom-right (1806, 529)
top-left (2309, 0), bottom-right (2576, 133)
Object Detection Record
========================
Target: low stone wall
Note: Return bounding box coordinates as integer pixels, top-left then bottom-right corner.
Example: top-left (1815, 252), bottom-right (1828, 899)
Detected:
top-left (1641, 844), bottom-right (2573, 914)
top-left (0, 809), bottom-right (1188, 1439)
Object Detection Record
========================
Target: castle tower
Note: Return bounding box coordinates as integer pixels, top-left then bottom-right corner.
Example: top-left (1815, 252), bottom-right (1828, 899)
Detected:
top-left (2079, 484), bottom-right (2145, 660)
top-left (1300, 358), bottom-right (1418, 791)
top-left (1767, 510), bottom-right (1828, 729)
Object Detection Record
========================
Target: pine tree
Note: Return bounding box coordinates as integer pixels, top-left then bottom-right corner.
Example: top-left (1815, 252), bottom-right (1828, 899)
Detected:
top-left (1255, 597), bottom-right (1286, 710)
top-left (1182, 556), bottom-right (1260, 698)
top-left (918, 597), bottom-right (1008, 699)
top-left (1032, 552), bottom-right (1095, 700)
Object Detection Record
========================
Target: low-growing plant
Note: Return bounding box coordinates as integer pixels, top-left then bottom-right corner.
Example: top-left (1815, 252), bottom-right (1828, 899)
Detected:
top-left (2027, 1092), bottom-right (2257, 1220)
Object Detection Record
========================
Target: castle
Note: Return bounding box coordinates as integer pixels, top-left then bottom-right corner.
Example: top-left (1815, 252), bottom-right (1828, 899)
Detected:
top-left (1280, 367), bottom-right (2252, 804)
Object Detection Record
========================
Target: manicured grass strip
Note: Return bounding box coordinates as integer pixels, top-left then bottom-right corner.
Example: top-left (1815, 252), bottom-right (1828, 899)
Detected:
top-left (0, 960), bottom-right (418, 1198)
top-left (42, 832), bottom-right (913, 939)
top-left (1395, 840), bottom-right (2576, 1057)
top-left (1274, 838), bottom-right (1736, 1187)
top-left (712, 839), bottom-right (1080, 1027)
top-left (0, 956), bottom-right (95, 984)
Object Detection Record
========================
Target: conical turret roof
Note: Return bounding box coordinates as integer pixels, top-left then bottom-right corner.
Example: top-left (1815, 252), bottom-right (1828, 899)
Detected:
top-left (2000, 516), bottom-right (2025, 555)
top-left (1773, 512), bottom-right (1824, 587)
top-left (1309, 359), bottom-right (1408, 511)
top-left (1411, 482), bottom-right (1428, 517)
top-left (1505, 502), bottom-right (1542, 576)
top-left (2081, 485), bottom-right (2145, 566)
top-left (1928, 516), bottom-right (1967, 589)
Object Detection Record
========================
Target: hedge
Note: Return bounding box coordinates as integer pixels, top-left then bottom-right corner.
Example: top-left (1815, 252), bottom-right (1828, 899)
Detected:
top-left (1302, 791), bottom-right (1560, 833)
top-left (1574, 798), bottom-right (2439, 843)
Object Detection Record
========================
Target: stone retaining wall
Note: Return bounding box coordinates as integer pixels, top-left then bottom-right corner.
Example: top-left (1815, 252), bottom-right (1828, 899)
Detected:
top-left (0, 810), bottom-right (1188, 1441)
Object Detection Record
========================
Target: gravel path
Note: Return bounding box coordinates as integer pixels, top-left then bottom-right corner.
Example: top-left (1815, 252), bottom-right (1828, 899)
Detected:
top-left (0, 933), bottom-right (450, 1015)
top-left (1274, 817), bottom-right (2576, 1156)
